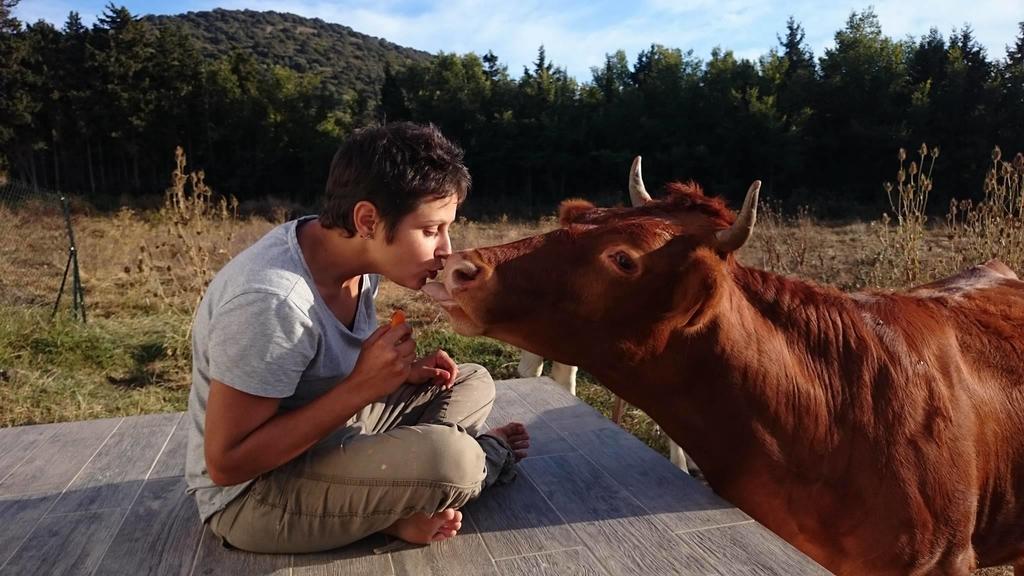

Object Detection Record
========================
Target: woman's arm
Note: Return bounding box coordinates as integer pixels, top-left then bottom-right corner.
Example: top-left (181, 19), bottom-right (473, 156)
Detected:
top-left (204, 321), bottom-right (416, 486)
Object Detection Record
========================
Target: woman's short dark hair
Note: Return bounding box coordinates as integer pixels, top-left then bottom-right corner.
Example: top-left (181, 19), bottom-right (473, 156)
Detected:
top-left (320, 122), bottom-right (470, 241)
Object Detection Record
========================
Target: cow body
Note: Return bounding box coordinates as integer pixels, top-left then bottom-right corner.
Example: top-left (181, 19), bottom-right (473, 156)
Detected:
top-left (421, 162), bottom-right (1024, 575)
top-left (641, 259), bottom-right (1024, 575)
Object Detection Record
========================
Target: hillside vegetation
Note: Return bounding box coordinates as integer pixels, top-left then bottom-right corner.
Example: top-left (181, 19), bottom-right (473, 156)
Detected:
top-left (146, 9), bottom-right (430, 100)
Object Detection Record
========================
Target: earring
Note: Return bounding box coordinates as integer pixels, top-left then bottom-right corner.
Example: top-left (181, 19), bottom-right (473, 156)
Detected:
top-left (361, 232), bottom-right (375, 240)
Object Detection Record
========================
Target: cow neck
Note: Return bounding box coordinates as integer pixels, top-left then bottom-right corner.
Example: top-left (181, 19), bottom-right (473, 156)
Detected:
top-left (724, 263), bottom-right (864, 420)
top-left (651, 263), bottom-right (864, 489)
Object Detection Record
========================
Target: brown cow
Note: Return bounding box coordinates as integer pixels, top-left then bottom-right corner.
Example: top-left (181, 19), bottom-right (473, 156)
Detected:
top-left (421, 157), bottom-right (1024, 575)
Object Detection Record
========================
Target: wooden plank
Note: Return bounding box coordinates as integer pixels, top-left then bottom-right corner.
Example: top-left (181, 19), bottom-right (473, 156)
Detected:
top-left (504, 378), bottom-right (615, 435)
top-left (0, 418), bottom-right (122, 497)
top-left (0, 493), bottom-right (58, 567)
top-left (521, 452), bottom-right (727, 576)
top-left (674, 522), bottom-right (831, 575)
top-left (486, 385), bottom-right (576, 458)
top-left (563, 425), bottom-right (749, 533)
top-left (0, 423), bottom-right (58, 481)
top-left (495, 547), bottom-right (608, 576)
top-left (150, 413), bottom-right (188, 479)
top-left (92, 476), bottom-right (203, 576)
top-left (0, 508), bottom-right (124, 576)
top-left (292, 534), bottom-right (393, 576)
top-left (390, 518), bottom-right (498, 576)
top-left (503, 378), bottom-right (580, 412)
top-left (464, 467), bottom-right (580, 560)
top-left (190, 526), bottom-right (290, 576)
top-left (50, 413), bottom-right (179, 514)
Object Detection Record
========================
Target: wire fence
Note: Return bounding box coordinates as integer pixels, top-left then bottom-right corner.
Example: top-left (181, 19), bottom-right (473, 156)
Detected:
top-left (0, 181), bottom-right (86, 321)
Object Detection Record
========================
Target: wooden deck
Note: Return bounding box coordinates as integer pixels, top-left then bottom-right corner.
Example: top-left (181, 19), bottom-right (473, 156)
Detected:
top-left (0, 377), bottom-right (829, 575)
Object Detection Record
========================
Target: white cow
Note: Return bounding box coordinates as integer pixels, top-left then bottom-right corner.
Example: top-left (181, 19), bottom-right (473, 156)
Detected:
top-left (517, 350), bottom-right (693, 474)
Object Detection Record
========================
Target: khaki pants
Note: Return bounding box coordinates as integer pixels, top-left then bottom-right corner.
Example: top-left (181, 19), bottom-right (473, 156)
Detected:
top-left (208, 364), bottom-right (515, 553)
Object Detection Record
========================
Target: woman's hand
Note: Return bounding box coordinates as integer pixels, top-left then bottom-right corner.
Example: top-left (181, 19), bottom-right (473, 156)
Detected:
top-left (408, 349), bottom-right (458, 389)
top-left (347, 321), bottom-right (416, 401)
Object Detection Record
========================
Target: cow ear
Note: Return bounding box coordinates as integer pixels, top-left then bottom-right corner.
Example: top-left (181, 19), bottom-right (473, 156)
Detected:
top-left (671, 248), bottom-right (725, 329)
top-left (559, 199), bottom-right (596, 226)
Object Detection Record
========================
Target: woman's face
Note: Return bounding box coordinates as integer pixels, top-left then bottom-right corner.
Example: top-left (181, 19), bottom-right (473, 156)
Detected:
top-left (378, 194), bottom-right (458, 290)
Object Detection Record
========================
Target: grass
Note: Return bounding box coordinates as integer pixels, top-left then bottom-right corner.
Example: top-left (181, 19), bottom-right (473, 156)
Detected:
top-left (0, 306), bottom-right (191, 426)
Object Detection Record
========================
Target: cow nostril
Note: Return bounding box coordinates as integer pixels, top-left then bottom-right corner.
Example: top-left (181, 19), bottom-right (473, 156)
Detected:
top-left (454, 267), bottom-right (476, 284)
top-left (451, 261), bottom-right (480, 286)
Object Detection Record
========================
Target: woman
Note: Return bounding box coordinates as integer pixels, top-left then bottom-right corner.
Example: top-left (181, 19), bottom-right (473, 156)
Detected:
top-left (185, 122), bottom-right (529, 553)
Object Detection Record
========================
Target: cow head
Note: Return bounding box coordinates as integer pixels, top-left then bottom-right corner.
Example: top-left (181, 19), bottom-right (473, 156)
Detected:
top-left (422, 157), bottom-right (760, 374)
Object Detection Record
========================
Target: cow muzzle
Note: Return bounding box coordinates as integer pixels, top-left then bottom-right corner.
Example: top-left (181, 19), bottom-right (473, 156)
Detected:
top-left (420, 252), bottom-right (491, 336)
top-left (421, 253), bottom-right (484, 306)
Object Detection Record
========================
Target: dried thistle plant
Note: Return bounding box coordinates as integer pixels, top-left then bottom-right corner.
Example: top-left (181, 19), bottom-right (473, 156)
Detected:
top-left (946, 147), bottom-right (1024, 273)
top-left (144, 147), bottom-right (239, 315)
top-left (161, 145), bottom-right (237, 311)
top-left (872, 143), bottom-right (940, 287)
top-left (754, 201), bottom-right (814, 275)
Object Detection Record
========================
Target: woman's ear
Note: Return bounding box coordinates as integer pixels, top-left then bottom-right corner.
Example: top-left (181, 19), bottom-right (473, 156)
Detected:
top-left (352, 200), bottom-right (380, 239)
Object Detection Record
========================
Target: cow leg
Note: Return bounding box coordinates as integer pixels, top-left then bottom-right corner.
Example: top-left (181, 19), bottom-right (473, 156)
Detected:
top-left (927, 543), bottom-right (976, 576)
top-left (611, 397), bottom-right (626, 424)
top-left (550, 362), bottom-right (577, 396)
top-left (668, 439), bottom-right (691, 475)
top-left (517, 350), bottom-right (544, 378)
top-left (666, 437), bottom-right (702, 476)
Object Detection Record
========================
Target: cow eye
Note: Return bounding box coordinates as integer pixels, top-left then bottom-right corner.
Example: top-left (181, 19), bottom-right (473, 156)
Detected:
top-left (610, 251), bottom-right (637, 273)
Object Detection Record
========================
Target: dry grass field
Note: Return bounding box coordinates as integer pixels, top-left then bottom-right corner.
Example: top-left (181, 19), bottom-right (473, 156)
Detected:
top-left (1, 147), bottom-right (1020, 574)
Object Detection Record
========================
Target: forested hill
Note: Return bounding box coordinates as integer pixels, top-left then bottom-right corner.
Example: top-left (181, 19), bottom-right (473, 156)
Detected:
top-left (145, 9), bottom-right (431, 99)
top-left (3, 3), bottom-right (1023, 216)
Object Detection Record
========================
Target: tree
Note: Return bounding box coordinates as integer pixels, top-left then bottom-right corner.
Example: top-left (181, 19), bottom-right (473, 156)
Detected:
top-left (994, 22), bottom-right (1024, 161)
top-left (521, 45), bottom-right (556, 108)
top-left (915, 26), bottom-right (997, 202)
top-left (0, 6), bottom-right (1015, 214)
top-left (694, 48), bottom-right (781, 195)
top-left (0, 0), bottom-right (26, 175)
top-left (763, 18), bottom-right (818, 198)
top-left (909, 28), bottom-right (946, 85)
top-left (589, 50), bottom-right (628, 102)
top-left (779, 16), bottom-right (815, 80)
top-left (816, 8), bottom-right (911, 202)
top-left (482, 50), bottom-right (507, 83)
top-left (19, 20), bottom-right (63, 189)
top-left (0, 0), bottom-right (18, 32)
top-left (87, 4), bottom-right (158, 191)
top-left (1008, 21), bottom-right (1024, 66)
top-left (775, 16), bottom-right (817, 121)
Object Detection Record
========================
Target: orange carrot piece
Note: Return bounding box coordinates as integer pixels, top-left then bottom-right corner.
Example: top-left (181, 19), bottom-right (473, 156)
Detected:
top-left (390, 309), bottom-right (406, 327)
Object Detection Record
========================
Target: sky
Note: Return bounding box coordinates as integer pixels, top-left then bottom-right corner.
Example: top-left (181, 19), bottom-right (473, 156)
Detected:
top-left (13, 0), bottom-right (1024, 81)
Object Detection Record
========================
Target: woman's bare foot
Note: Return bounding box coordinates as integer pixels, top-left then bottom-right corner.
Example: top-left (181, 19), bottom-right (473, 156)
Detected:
top-left (488, 422), bottom-right (530, 461)
top-left (383, 508), bottom-right (463, 544)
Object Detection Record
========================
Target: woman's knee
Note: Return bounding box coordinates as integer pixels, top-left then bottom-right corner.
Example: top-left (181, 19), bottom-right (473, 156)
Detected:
top-left (415, 424), bottom-right (487, 488)
top-left (453, 363), bottom-right (495, 402)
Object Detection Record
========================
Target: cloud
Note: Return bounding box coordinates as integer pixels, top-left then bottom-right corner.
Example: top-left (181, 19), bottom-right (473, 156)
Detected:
top-left (12, 0), bottom-right (1024, 79)
top-left (795, 1), bottom-right (1022, 59)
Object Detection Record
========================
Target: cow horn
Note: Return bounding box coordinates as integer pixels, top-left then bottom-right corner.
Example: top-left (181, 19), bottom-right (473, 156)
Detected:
top-left (714, 180), bottom-right (761, 252)
top-left (629, 156), bottom-right (652, 206)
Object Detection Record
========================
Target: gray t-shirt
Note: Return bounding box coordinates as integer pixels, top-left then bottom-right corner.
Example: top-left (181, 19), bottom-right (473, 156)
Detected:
top-left (185, 216), bottom-right (379, 522)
